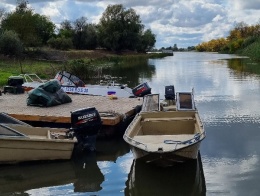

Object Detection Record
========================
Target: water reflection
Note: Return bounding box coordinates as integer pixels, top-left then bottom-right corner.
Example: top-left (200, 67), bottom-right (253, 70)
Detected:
top-left (96, 137), bottom-right (130, 162)
top-left (70, 61), bottom-right (156, 88)
top-left (0, 161), bottom-right (76, 195)
top-left (72, 151), bottom-right (104, 193)
top-left (125, 153), bottom-right (206, 196)
top-left (0, 138), bottom-right (130, 195)
top-left (227, 58), bottom-right (260, 76)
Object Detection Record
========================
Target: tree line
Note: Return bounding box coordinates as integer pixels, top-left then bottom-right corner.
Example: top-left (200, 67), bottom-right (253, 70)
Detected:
top-left (196, 21), bottom-right (260, 53)
top-left (0, 0), bottom-right (156, 58)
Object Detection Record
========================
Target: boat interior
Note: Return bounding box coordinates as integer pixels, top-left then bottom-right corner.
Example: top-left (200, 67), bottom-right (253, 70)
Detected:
top-left (0, 124), bottom-right (71, 141)
top-left (126, 111), bottom-right (203, 151)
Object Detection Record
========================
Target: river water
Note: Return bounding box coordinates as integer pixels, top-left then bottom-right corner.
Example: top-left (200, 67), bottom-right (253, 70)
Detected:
top-left (1, 52), bottom-right (260, 196)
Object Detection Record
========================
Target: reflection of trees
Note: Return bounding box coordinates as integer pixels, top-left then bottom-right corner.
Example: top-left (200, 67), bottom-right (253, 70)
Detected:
top-left (227, 58), bottom-right (260, 76)
top-left (67, 59), bottom-right (156, 87)
top-left (101, 62), bottom-right (155, 87)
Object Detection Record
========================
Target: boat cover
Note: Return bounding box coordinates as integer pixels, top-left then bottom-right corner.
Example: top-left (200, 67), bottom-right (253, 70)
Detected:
top-left (27, 80), bottom-right (72, 107)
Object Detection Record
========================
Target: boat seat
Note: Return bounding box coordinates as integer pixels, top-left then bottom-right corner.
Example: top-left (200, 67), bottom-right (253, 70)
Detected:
top-left (28, 135), bottom-right (47, 139)
top-left (132, 134), bottom-right (198, 151)
top-left (142, 117), bottom-right (195, 122)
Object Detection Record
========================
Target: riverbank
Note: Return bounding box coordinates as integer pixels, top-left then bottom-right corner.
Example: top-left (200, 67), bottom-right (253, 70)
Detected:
top-left (0, 49), bottom-right (170, 86)
top-left (237, 40), bottom-right (260, 61)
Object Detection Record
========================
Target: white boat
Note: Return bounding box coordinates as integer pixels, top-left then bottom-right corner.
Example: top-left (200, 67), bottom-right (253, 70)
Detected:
top-left (0, 123), bottom-right (76, 164)
top-left (54, 71), bottom-right (151, 98)
top-left (123, 87), bottom-right (205, 167)
top-left (16, 71), bottom-right (151, 98)
top-left (0, 107), bottom-right (103, 164)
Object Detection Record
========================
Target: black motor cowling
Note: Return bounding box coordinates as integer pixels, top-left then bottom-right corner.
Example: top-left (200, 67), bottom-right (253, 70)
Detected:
top-left (4, 76), bottom-right (24, 94)
top-left (69, 107), bottom-right (102, 151)
top-left (132, 82), bottom-right (151, 97)
top-left (165, 85), bottom-right (175, 100)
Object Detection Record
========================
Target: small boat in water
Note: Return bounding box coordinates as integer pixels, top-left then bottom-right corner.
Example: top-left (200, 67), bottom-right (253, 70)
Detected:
top-left (0, 123), bottom-right (76, 164)
top-left (123, 86), bottom-right (205, 166)
top-left (54, 71), bottom-right (151, 98)
top-left (0, 107), bottom-right (103, 164)
top-left (11, 71), bottom-right (151, 98)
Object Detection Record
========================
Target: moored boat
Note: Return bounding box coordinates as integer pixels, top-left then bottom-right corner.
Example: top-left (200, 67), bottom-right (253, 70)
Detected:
top-left (0, 123), bottom-right (76, 164)
top-left (9, 71), bottom-right (152, 98)
top-left (0, 107), bottom-right (103, 164)
top-left (123, 86), bottom-right (205, 167)
top-left (54, 71), bottom-right (151, 98)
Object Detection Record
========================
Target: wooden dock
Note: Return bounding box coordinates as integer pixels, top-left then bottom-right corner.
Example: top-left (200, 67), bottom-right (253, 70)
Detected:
top-left (0, 93), bottom-right (143, 126)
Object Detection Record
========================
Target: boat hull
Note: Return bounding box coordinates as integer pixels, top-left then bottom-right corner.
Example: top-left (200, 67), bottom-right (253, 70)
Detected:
top-left (129, 141), bottom-right (201, 167)
top-left (0, 123), bottom-right (76, 164)
top-left (60, 85), bottom-right (134, 97)
top-left (0, 138), bottom-right (75, 164)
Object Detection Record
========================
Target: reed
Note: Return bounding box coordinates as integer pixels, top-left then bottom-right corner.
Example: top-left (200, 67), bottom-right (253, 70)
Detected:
top-left (240, 40), bottom-right (260, 61)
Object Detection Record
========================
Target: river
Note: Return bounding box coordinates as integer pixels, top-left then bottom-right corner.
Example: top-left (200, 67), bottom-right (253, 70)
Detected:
top-left (1, 52), bottom-right (260, 196)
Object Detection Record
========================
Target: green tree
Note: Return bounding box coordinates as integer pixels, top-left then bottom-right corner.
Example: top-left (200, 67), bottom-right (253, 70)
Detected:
top-left (55, 18), bottom-right (98, 50)
top-left (98, 4), bottom-right (144, 51)
top-left (0, 30), bottom-right (25, 72)
top-left (47, 36), bottom-right (73, 50)
top-left (1, 0), bottom-right (55, 47)
top-left (73, 17), bottom-right (88, 49)
top-left (0, 30), bottom-right (24, 56)
top-left (173, 44), bottom-right (178, 51)
top-left (59, 20), bottom-right (74, 38)
top-left (84, 24), bottom-right (98, 50)
top-left (137, 29), bottom-right (156, 52)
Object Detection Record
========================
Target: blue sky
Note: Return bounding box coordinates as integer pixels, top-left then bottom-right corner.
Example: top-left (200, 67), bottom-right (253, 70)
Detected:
top-left (0, 0), bottom-right (260, 48)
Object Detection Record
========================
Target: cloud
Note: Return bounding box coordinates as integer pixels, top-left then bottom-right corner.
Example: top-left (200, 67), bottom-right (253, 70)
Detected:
top-left (0, 0), bottom-right (259, 48)
top-left (230, 0), bottom-right (260, 10)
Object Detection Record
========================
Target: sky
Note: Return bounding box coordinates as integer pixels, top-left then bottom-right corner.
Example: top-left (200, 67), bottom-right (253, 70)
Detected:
top-left (0, 0), bottom-right (260, 48)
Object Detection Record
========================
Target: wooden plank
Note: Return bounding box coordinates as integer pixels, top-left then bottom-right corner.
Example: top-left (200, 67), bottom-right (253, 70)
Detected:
top-left (9, 113), bottom-right (121, 126)
top-left (1, 94), bottom-right (141, 126)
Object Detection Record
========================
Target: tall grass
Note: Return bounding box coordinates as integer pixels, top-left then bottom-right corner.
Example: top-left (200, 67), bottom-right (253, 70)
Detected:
top-left (240, 39), bottom-right (260, 61)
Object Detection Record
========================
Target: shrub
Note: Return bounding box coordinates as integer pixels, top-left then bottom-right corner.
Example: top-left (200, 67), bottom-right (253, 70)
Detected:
top-left (47, 36), bottom-right (73, 50)
top-left (0, 30), bottom-right (24, 56)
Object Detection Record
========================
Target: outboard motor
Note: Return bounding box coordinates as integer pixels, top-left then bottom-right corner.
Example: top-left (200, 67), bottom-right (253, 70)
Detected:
top-left (69, 107), bottom-right (102, 151)
top-left (132, 82), bottom-right (151, 97)
top-left (165, 85), bottom-right (175, 100)
top-left (4, 76), bottom-right (24, 94)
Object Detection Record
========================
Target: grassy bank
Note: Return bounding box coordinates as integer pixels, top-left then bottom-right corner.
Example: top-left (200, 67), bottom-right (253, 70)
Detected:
top-left (0, 50), bottom-right (170, 87)
top-left (238, 39), bottom-right (260, 61)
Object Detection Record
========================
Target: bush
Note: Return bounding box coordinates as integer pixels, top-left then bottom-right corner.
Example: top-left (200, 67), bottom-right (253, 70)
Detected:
top-left (47, 36), bottom-right (73, 50)
top-left (0, 30), bottom-right (24, 56)
top-left (242, 36), bottom-right (258, 48)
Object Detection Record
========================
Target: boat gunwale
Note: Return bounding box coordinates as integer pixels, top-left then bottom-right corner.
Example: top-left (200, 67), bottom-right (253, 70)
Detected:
top-left (123, 110), bottom-right (205, 153)
top-left (0, 123), bottom-right (76, 143)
